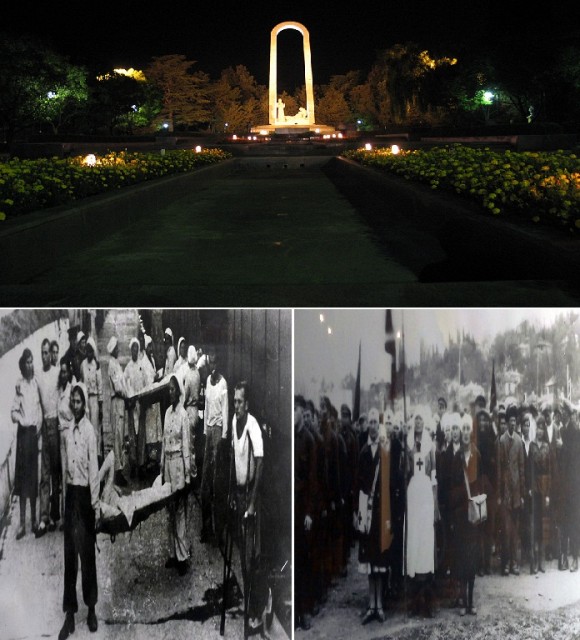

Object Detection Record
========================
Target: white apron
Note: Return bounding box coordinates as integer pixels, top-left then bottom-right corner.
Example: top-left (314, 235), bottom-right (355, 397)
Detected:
top-left (405, 451), bottom-right (435, 577)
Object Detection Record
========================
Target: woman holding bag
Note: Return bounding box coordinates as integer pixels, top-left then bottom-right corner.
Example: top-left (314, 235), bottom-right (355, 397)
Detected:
top-left (357, 408), bottom-right (393, 624)
top-left (450, 419), bottom-right (488, 616)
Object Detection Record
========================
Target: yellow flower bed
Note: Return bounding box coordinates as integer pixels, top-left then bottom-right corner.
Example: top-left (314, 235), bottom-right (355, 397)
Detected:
top-left (343, 145), bottom-right (580, 231)
top-left (0, 149), bottom-right (231, 220)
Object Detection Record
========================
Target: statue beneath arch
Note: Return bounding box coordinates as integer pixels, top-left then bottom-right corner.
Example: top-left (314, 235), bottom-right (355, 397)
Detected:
top-left (251, 21), bottom-right (334, 135)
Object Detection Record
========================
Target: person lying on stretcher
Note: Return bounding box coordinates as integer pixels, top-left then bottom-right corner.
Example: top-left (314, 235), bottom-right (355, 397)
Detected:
top-left (98, 451), bottom-right (172, 526)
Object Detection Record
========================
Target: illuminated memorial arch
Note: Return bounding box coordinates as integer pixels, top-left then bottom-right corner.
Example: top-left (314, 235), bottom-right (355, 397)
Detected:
top-left (251, 21), bottom-right (334, 135)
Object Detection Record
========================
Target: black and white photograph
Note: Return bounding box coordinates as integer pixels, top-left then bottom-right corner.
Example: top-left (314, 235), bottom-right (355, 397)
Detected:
top-left (0, 308), bottom-right (291, 640)
top-left (294, 308), bottom-right (580, 640)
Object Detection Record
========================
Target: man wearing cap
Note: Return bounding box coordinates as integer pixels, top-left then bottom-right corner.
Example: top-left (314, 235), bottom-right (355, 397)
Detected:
top-left (37, 338), bottom-right (62, 537)
top-left (340, 404), bottom-right (359, 574)
top-left (497, 405), bottom-right (525, 575)
top-left (559, 401), bottom-right (580, 571)
top-left (58, 382), bottom-right (100, 640)
top-left (124, 337), bottom-right (147, 479)
top-left (107, 337), bottom-right (128, 486)
top-left (80, 337), bottom-right (103, 461)
top-left (183, 345), bottom-right (200, 481)
top-left (303, 399), bottom-right (325, 613)
top-left (540, 405), bottom-right (561, 561)
top-left (63, 327), bottom-right (79, 383)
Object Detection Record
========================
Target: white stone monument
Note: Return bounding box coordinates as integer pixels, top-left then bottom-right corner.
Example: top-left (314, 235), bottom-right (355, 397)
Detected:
top-left (251, 21), bottom-right (334, 135)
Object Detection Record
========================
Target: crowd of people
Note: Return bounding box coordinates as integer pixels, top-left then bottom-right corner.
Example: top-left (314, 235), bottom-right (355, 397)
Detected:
top-left (9, 324), bottom-right (266, 639)
top-left (294, 390), bottom-right (580, 630)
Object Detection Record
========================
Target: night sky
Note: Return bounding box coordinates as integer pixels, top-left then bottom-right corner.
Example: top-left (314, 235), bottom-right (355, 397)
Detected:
top-left (3, 0), bottom-right (579, 90)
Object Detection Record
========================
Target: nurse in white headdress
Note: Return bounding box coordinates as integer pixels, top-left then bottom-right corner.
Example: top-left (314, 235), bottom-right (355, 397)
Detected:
top-left (405, 411), bottom-right (438, 579)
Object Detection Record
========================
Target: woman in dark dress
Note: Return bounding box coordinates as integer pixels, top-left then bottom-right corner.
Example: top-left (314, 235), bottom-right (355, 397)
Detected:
top-left (440, 413), bottom-right (462, 602)
top-left (450, 419), bottom-right (486, 616)
top-left (11, 348), bottom-right (42, 539)
top-left (357, 408), bottom-right (392, 624)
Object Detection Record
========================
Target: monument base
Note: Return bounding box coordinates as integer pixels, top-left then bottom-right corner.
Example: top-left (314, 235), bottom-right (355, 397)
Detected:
top-left (250, 123), bottom-right (336, 135)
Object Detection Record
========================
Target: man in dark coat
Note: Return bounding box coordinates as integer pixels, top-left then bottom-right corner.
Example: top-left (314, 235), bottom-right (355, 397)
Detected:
top-left (560, 402), bottom-right (580, 572)
top-left (294, 395), bottom-right (316, 630)
top-left (497, 405), bottom-right (525, 575)
top-left (340, 404), bottom-right (359, 574)
top-left (304, 401), bottom-right (326, 611)
top-left (475, 408), bottom-right (497, 575)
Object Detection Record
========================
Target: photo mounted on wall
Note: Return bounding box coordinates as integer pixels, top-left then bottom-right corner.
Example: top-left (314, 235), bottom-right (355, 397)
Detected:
top-left (294, 308), bottom-right (580, 640)
top-left (0, 308), bottom-right (292, 640)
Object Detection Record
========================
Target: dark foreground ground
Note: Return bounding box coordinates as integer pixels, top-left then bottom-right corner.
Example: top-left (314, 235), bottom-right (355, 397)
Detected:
top-left (298, 541), bottom-right (580, 640)
top-left (0, 156), bottom-right (578, 306)
top-left (0, 482), bottom-right (290, 640)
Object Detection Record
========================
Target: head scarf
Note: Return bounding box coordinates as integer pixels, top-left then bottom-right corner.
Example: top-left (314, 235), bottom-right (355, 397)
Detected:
top-left (177, 337), bottom-right (185, 357)
top-left (164, 327), bottom-right (173, 341)
top-left (77, 331), bottom-right (86, 343)
top-left (129, 337), bottom-right (140, 354)
top-left (86, 336), bottom-right (97, 357)
top-left (107, 336), bottom-right (118, 355)
top-left (71, 381), bottom-right (88, 406)
top-left (144, 334), bottom-right (153, 349)
top-left (187, 345), bottom-right (197, 365)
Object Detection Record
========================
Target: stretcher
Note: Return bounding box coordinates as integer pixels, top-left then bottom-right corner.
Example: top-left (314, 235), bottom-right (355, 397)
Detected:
top-left (98, 476), bottom-right (177, 537)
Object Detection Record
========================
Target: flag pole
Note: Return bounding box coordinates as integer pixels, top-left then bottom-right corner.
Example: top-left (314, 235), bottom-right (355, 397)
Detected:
top-left (400, 310), bottom-right (409, 617)
top-left (402, 311), bottom-right (407, 425)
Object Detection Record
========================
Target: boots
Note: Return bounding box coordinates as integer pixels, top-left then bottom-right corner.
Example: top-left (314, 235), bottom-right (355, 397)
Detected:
top-left (571, 557), bottom-right (578, 573)
top-left (538, 547), bottom-right (545, 573)
top-left (58, 613), bottom-right (75, 640)
top-left (559, 553), bottom-right (569, 571)
top-left (530, 547), bottom-right (537, 575)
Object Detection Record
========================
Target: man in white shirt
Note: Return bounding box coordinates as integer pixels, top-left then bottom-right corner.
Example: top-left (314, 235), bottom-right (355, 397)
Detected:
top-left (58, 382), bottom-right (100, 640)
top-left (231, 381), bottom-right (264, 630)
top-left (200, 350), bottom-right (228, 544)
top-left (37, 338), bottom-right (62, 536)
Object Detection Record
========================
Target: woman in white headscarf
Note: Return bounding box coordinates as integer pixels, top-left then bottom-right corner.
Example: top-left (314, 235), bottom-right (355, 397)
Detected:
top-left (141, 334), bottom-right (163, 468)
top-left (182, 346), bottom-right (200, 478)
top-left (80, 336), bottom-right (103, 459)
top-left (174, 337), bottom-right (187, 373)
top-left (124, 337), bottom-right (146, 478)
top-left (161, 374), bottom-right (191, 576)
top-left (405, 410), bottom-right (439, 617)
